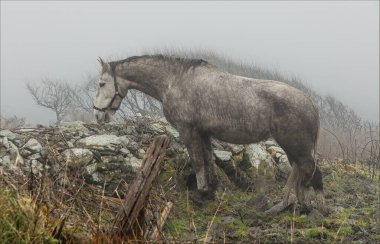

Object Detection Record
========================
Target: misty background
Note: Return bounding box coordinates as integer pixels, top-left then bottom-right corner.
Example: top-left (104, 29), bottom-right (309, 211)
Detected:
top-left (1, 1), bottom-right (379, 125)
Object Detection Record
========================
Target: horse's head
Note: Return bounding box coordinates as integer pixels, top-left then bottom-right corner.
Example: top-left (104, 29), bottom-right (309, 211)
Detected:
top-left (93, 57), bottom-right (127, 123)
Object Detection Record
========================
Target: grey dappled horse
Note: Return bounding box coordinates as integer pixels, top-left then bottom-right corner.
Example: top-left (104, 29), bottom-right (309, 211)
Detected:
top-left (93, 55), bottom-right (326, 213)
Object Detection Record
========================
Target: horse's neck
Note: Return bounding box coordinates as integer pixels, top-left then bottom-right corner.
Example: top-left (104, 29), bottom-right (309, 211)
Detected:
top-left (118, 62), bottom-right (172, 102)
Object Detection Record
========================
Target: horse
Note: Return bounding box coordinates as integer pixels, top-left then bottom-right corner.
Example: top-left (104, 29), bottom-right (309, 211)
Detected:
top-left (93, 55), bottom-right (326, 213)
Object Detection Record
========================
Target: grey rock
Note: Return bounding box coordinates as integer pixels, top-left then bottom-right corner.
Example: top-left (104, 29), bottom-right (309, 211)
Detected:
top-left (29, 153), bottom-right (41, 160)
top-left (0, 155), bottom-right (20, 172)
top-left (31, 159), bottom-right (44, 175)
top-left (151, 122), bottom-right (166, 133)
top-left (211, 140), bottom-right (224, 150)
top-left (127, 141), bottom-right (140, 153)
top-left (118, 135), bottom-right (130, 147)
top-left (67, 141), bottom-right (74, 148)
top-left (125, 126), bottom-right (136, 135)
top-left (0, 136), bottom-right (9, 149)
top-left (138, 149), bottom-right (146, 159)
top-left (264, 139), bottom-right (277, 148)
top-left (165, 125), bottom-right (179, 139)
top-left (244, 144), bottom-right (273, 168)
top-left (129, 157), bottom-right (142, 170)
top-left (219, 216), bottom-right (235, 224)
top-left (86, 163), bottom-right (97, 175)
top-left (120, 148), bottom-right (130, 156)
top-left (100, 155), bottom-right (116, 164)
top-left (23, 138), bottom-right (43, 153)
top-left (248, 193), bottom-right (269, 210)
top-left (59, 121), bottom-right (89, 133)
top-left (248, 227), bottom-right (263, 238)
top-left (101, 155), bottom-right (124, 164)
top-left (0, 130), bottom-right (18, 141)
top-left (1, 155), bottom-right (11, 166)
top-left (20, 148), bottom-right (32, 157)
top-left (76, 135), bottom-right (122, 152)
top-left (277, 158), bottom-right (292, 175)
top-left (228, 144), bottom-right (245, 154)
top-left (307, 209), bottom-right (324, 223)
top-left (268, 146), bottom-right (286, 155)
top-left (279, 154), bottom-right (290, 166)
top-left (214, 150), bottom-right (232, 162)
top-left (62, 148), bottom-right (93, 166)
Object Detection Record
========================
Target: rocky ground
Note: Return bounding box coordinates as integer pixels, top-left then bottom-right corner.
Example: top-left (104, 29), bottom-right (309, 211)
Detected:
top-left (0, 117), bottom-right (379, 243)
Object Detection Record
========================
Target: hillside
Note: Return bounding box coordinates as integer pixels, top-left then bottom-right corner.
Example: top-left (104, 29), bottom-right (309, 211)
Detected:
top-left (0, 118), bottom-right (379, 243)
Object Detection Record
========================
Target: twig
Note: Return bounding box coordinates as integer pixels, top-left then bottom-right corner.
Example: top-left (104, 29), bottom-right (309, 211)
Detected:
top-left (97, 180), bottom-right (107, 232)
top-left (204, 189), bottom-right (226, 243)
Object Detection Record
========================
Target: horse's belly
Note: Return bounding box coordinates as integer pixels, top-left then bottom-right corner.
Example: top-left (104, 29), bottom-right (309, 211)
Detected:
top-left (207, 125), bottom-right (270, 144)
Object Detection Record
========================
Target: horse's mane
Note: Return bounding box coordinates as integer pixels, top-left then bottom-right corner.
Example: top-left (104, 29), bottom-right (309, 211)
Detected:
top-left (109, 55), bottom-right (208, 71)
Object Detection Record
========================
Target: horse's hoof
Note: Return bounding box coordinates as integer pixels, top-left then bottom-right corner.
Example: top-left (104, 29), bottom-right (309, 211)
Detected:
top-left (317, 205), bottom-right (329, 216)
top-left (199, 189), bottom-right (215, 200)
top-left (299, 203), bottom-right (312, 214)
top-left (189, 189), bottom-right (215, 205)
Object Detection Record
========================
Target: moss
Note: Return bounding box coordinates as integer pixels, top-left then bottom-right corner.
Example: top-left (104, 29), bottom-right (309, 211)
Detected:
top-left (337, 226), bottom-right (353, 235)
top-left (157, 162), bottom-right (176, 184)
top-left (231, 219), bottom-right (248, 238)
top-left (0, 187), bottom-right (58, 243)
top-left (304, 227), bottom-right (323, 238)
top-left (163, 218), bottom-right (188, 237)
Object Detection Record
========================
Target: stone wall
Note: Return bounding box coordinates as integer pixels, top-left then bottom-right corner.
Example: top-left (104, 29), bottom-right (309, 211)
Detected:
top-left (0, 117), bottom-right (291, 194)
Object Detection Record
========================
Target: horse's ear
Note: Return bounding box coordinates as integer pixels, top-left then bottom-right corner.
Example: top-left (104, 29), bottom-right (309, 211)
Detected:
top-left (98, 57), bottom-right (110, 73)
top-left (98, 57), bottom-right (106, 66)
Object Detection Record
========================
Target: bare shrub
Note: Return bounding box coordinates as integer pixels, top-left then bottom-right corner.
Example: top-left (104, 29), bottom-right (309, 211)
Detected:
top-left (0, 115), bottom-right (26, 129)
top-left (118, 90), bottom-right (163, 119)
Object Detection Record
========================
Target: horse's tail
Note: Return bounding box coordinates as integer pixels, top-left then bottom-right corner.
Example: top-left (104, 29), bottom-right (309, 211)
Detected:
top-left (313, 108), bottom-right (320, 161)
top-left (311, 102), bottom-right (320, 179)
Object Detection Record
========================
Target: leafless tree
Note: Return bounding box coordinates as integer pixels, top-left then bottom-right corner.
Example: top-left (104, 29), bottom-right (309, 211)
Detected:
top-left (26, 78), bottom-right (75, 125)
top-left (71, 74), bottom-right (98, 113)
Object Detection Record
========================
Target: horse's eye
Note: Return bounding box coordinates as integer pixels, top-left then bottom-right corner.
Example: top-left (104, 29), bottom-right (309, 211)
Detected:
top-left (99, 82), bottom-right (105, 87)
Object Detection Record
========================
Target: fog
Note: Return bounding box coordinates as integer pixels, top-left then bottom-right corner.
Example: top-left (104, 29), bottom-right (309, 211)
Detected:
top-left (1, 1), bottom-right (379, 125)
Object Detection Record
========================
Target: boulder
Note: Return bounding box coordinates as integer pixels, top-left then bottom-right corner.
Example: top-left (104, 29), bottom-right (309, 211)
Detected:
top-left (59, 121), bottom-right (89, 133)
top-left (0, 130), bottom-right (18, 141)
top-left (244, 144), bottom-right (273, 169)
top-left (228, 144), bottom-right (245, 154)
top-left (62, 148), bottom-right (93, 166)
top-left (267, 146), bottom-right (286, 155)
top-left (129, 156), bottom-right (142, 170)
top-left (23, 138), bottom-right (43, 153)
top-left (214, 150), bottom-right (233, 162)
top-left (264, 139), bottom-right (277, 148)
top-left (76, 135), bottom-right (125, 152)
top-left (165, 126), bottom-right (180, 140)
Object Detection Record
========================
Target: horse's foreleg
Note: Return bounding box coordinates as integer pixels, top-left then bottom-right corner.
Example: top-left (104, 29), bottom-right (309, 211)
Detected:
top-left (180, 127), bottom-right (211, 192)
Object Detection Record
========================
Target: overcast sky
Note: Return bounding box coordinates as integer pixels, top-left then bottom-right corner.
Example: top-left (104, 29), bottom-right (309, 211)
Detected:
top-left (1, 1), bottom-right (379, 125)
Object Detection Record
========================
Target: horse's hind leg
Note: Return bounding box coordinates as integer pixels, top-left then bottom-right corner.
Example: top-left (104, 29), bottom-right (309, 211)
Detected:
top-left (310, 166), bottom-right (327, 214)
top-left (295, 155), bottom-right (326, 213)
top-left (283, 163), bottom-right (297, 206)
